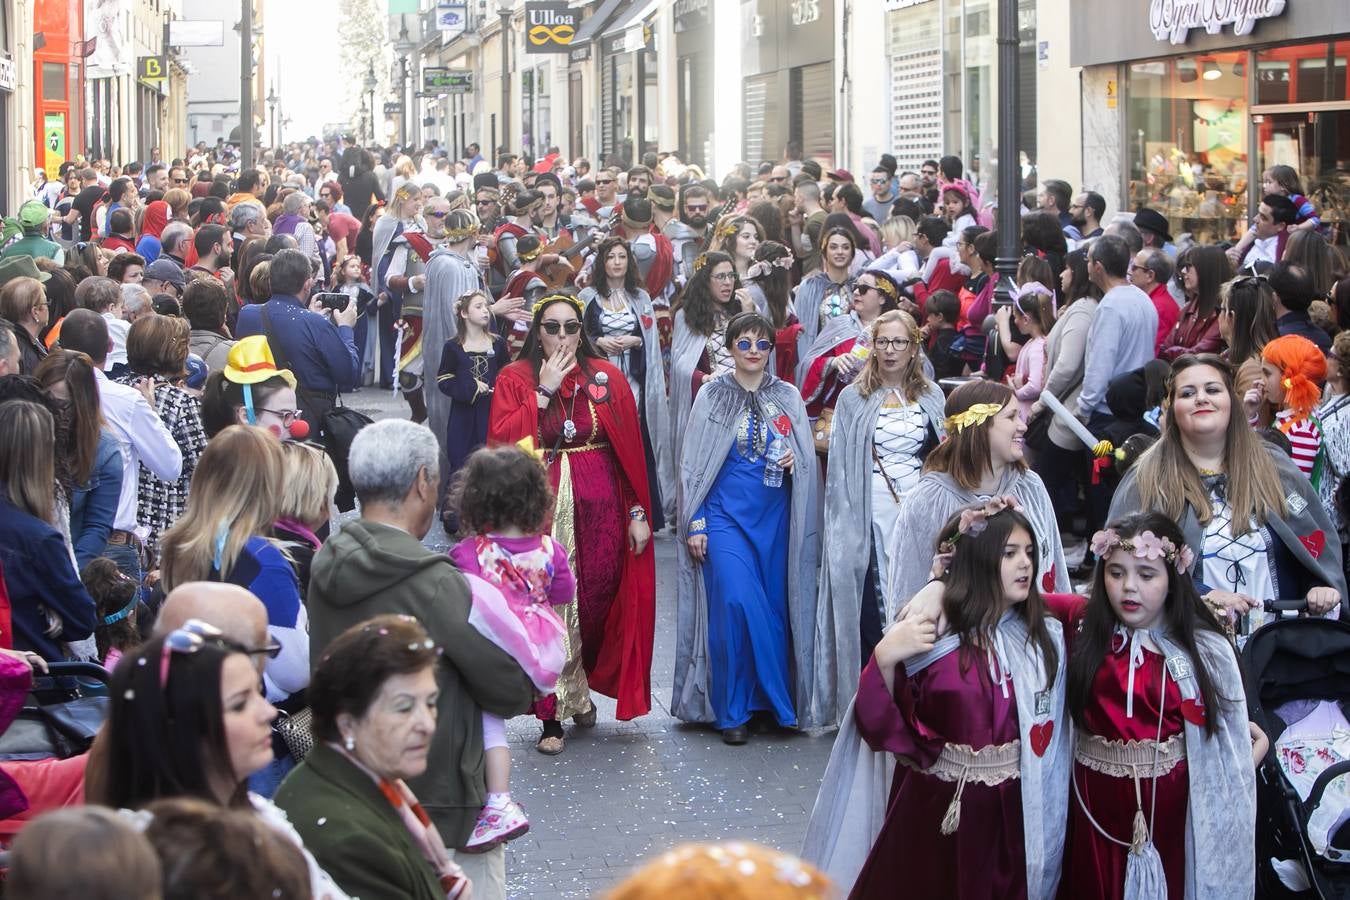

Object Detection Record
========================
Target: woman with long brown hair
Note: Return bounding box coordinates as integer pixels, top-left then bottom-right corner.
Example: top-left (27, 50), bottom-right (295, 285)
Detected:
top-left (1109, 354), bottom-right (1345, 631)
top-left (794, 227), bottom-right (859, 380)
top-left (884, 380), bottom-right (1069, 615)
top-left (1159, 245), bottom-right (1231, 361)
top-left (817, 310), bottom-right (946, 721)
top-left (0, 400), bottom-right (97, 661)
top-left (1221, 274), bottom-right (1279, 409)
top-left (712, 214), bottom-right (764, 283)
top-left (35, 349), bottom-right (124, 570)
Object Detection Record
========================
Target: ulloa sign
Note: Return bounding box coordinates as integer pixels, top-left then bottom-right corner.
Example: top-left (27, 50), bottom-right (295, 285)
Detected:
top-left (1149, 0), bottom-right (1287, 45)
top-left (524, 2), bottom-right (578, 53)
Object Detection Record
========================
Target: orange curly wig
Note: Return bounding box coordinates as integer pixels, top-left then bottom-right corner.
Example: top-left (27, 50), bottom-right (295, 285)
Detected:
top-left (1262, 333), bottom-right (1327, 420)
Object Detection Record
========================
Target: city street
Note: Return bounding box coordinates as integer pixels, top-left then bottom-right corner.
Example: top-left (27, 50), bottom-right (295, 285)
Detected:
top-left (350, 388), bottom-right (838, 898)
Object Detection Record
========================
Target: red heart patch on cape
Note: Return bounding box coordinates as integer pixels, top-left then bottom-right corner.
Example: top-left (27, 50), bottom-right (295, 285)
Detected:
top-left (586, 380), bottom-right (610, 404)
top-left (1300, 530), bottom-right (1326, 559)
top-left (773, 414), bottom-right (792, 437)
top-left (1041, 566), bottom-right (1056, 593)
top-left (1030, 721), bottom-right (1053, 757)
top-left (1180, 699), bottom-right (1207, 727)
top-left (641, 314), bottom-right (654, 330)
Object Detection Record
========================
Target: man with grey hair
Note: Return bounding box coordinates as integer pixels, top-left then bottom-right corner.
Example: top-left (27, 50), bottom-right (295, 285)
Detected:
top-left (121, 283), bottom-right (154, 324)
top-left (307, 419), bottom-right (534, 900)
top-left (158, 221), bottom-right (193, 268)
top-left (276, 191), bottom-right (320, 268)
top-left (229, 201), bottom-right (270, 272)
top-left (1128, 247), bottom-right (1178, 353)
top-left (0, 320), bottom-right (20, 376)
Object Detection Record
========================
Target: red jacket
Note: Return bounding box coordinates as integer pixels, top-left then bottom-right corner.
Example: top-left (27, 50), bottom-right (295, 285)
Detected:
top-left (1159, 301), bottom-right (1223, 361)
top-left (1148, 283), bottom-right (1180, 354)
top-left (913, 257), bottom-right (967, 318)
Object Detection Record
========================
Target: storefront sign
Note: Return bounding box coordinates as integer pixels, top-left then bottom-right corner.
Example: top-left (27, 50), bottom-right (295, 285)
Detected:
top-left (789, 0), bottom-right (821, 25)
top-left (0, 57), bottom-right (16, 92)
top-left (603, 22), bottom-right (654, 55)
top-left (524, 1), bottom-right (578, 54)
top-left (43, 112), bottom-right (65, 175)
top-left (423, 67), bottom-right (473, 93)
top-left (137, 55), bottom-right (167, 83)
top-left (384, 101), bottom-right (403, 115)
top-left (435, 2), bottom-right (467, 35)
top-left (1106, 78), bottom-right (1117, 108)
top-left (1150, 0), bottom-right (1286, 45)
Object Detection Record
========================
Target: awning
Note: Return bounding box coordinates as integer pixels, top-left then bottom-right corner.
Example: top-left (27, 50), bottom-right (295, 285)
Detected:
top-left (568, 0), bottom-right (626, 47)
top-left (599, 0), bottom-right (659, 38)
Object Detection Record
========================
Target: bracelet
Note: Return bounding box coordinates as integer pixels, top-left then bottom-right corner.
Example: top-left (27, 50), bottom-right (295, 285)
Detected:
top-left (629, 505), bottom-right (647, 522)
top-left (536, 383), bottom-right (555, 398)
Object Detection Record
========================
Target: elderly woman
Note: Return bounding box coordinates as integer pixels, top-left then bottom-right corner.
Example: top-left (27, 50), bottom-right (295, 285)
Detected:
top-left (85, 617), bottom-right (348, 899)
top-left (674, 312), bottom-right (823, 744)
top-left (1110, 354), bottom-right (1345, 632)
top-left (488, 293), bottom-right (655, 752)
top-left (580, 236), bottom-right (674, 525)
top-left (885, 380), bottom-right (1069, 616)
top-left (113, 314), bottom-right (208, 560)
top-left (275, 615), bottom-right (470, 900)
top-left (273, 191), bottom-right (321, 268)
top-left (817, 310), bottom-right (946, 722)
top-left (0, 272), bottom-right (49, 374)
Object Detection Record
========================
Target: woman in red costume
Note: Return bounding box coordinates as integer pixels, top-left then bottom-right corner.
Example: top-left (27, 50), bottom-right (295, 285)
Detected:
top-left (488, 292), bottom-right (656, 755)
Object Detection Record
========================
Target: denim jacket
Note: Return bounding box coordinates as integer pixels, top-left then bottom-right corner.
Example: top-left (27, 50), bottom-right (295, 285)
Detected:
top-left (69, 431), bottom-right (124, 571)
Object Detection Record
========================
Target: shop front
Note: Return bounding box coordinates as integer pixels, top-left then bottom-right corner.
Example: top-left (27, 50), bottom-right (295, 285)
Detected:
top-left (598, 0), bottom-right (658, 167)
top-left (1071, 1), bottom-right (1350, 245)
top-left (673, 0), bottom-right (713, 171)
top-left (740, 0), bottom-right (834, 167)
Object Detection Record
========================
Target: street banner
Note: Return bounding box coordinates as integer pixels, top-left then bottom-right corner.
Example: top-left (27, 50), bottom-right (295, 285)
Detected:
top-left (85, 0), bottom-right (131, 77)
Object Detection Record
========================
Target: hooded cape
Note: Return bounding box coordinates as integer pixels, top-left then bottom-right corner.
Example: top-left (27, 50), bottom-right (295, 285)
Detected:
top-left (669, 308), bottom-right (711, 474)
top-left (580, 286), bottom-right (676, 521)
top-left (793, 271), bottom-right (852, 383)
top-left (421, 247), bottom-right (486, 481)
top-left (884, 467), bottom-right (1069, 621)
top-left (801, 610), bottom-right (1070, 898)
top-left (671, 372), bottom-right (827, 727)
top-left (487, 358), bottom-right (656, 720)
top-left (816, 379), bottom-right (947, 724)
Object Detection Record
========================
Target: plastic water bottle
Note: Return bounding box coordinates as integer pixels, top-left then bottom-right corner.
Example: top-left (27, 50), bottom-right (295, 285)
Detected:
top-left (763, 436), bottom-right (787, 488)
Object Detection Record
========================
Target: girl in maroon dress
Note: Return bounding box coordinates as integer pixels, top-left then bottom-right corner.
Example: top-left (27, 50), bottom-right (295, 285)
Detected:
top-left (1064, 511), bottom-right (1256, 899)
top-left (849, 498), bottom-right (1069, 900)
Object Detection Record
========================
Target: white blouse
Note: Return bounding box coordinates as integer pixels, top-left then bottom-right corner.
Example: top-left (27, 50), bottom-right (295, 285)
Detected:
top-left (871, 392), bottom-right (927, 500)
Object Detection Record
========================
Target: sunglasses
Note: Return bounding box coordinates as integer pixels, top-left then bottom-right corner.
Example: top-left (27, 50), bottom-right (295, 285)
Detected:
top-left (540, 320), bottom-right (582, 335)
top-left (854, 283), bottom-right (880, 294)
top-left (735, 338), bottom-right (772, 352)
top-left (427, 211), bottom-right (449, 218)
top-left (159, 618), bottom-right (281, 688)
top-left (172, 178), bottom-right (189, 184)
top-left (595, 179), bottom-right (615, 186)
top-left (476, 199), bottom-right (495, 206)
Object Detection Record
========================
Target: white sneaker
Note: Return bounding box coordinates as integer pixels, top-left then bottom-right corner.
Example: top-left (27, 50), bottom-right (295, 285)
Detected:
top-left (462, 799), bottom-right (529, 852)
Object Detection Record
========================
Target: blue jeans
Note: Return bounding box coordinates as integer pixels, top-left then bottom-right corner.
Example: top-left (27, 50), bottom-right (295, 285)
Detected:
top-left (101, 540), bottom-right (142, 592)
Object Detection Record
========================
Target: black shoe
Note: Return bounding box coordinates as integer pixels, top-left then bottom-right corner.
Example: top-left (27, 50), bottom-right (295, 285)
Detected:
top-left (722, 726), bottom-right (749, 745)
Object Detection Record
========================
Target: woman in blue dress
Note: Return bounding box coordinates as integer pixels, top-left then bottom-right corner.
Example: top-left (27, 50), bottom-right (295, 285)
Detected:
top-left (673, 312), bottom-right (828, 744)
top-left (437, 289), bottom-right (509, 534)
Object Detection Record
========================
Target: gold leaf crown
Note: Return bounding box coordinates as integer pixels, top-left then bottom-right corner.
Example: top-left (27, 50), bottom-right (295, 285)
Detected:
top-left (518, 243), bottom-right (543, 263)
top-left (943, 402), bottom-right (1003, 433)
top-left (531, 292), bottom-right (586, 318)
top-left (714, 217), bottom-right (739, 241)
top-left (444, 221), bottom-right (478, 242)
top-left (693, 252), bottom-right (710, 273)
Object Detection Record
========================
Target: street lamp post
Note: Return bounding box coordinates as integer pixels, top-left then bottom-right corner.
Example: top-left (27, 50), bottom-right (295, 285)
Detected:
top-left (240, 0), bottom-right (255, 168)
top-left (364, 64), bottom-right (378, 146)
top-left (395, 21), bottom-right (415, 150)
top-left (992, 0), bottom-right (1022, 310)
top-left (266, 86), bottom-right (278, 149)
top-left (499, 1), bottom-right (511, 155)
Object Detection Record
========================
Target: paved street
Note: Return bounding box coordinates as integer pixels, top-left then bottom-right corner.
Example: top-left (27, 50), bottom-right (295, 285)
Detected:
top-left (348, 389), bottom-right (838, 898)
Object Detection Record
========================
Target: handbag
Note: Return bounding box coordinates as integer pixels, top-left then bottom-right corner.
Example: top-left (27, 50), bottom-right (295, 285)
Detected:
top-left (274, 707), bottom-right (315, 762)
top-left (814, 406), bottom-right (835, 456)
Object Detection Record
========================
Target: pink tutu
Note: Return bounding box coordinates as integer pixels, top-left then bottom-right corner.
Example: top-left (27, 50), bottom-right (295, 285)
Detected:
top-left (455, 536), bottom-right (571, 693)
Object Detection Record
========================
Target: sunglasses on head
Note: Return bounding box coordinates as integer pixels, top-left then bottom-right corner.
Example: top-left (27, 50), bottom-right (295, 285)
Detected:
top-left (735, 338), bottom-right (772, 352)
top-left (159, 618), bottom-right (281, 688)
top-left (540, 320), bottom-right (582, 335)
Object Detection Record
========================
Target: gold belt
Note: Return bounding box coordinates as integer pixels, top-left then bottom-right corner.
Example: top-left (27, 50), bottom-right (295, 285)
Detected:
top-left (1075, 732), bottom-right (1185, 779)
top-left (897, 740), bottom-right (1021, 835)
top-left (553, 441), bottom-right (610, 454)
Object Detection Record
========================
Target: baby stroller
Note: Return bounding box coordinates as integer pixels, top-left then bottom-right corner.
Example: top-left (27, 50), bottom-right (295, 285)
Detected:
top-left (1245, 613), bottom-right (1350, 899)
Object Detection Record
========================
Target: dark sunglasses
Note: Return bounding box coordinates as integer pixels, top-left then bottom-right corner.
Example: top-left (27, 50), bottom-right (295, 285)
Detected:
top-left (595, 178), bottom-right (615, 185)
top-left (735, 338), bottom-right (772, 352)
top-left (540, 320), bottom-right (582, 335)
top-left (427, 211), bottom-right (449, 218)
top-left (172, 178), bottom-right (189, 184)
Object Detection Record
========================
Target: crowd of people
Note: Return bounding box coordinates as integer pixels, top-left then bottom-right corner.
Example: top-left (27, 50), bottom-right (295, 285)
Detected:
top-left (0, 133), bottom-right (1348, 899)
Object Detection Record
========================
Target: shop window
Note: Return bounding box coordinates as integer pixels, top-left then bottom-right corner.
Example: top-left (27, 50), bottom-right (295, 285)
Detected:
top-left (1126, 51), bottom-right (1248, 244)
top-left (1255, 110), bottom-right (1350, 247)
top-left (42, 62), bottom-right (66, 102)
top-left (1257, 42), bottom-right (1349, 105)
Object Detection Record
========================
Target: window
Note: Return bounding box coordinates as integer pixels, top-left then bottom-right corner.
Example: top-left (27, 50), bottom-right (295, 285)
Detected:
top-left (1257, 41), bottom-right (1349, 105)
top-left (1126, 51), bottom-right (1249, 243)
top-left (42, 62), bottom-right (66, 102)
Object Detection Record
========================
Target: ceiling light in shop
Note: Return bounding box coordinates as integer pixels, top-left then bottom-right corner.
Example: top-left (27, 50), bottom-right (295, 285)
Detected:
top-left (1233, 59), bottom-right (1245, 77)
top-left (1202, 61), bottom-right (1222, 80)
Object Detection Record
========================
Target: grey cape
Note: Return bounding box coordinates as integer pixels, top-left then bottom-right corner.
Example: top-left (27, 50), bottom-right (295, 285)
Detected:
top-left (801, 610), bottom-right (1071, 899)
top-left (669, 308), bottom-right (711, 475)
top-left (884, 467), bottom-right (1070, 621)
top-left (420, 246), bottom-right (487, 482)
top-left (816, 379), bottom-right (947, 725)
top-left (1108, 444), bottom-right (1348, 612)
top-left (793, 271), bottom-right (851, 383)
top-left (579, 285), bottom-right (676, 520)
top-left (671, 372), bottom-right (828, 727)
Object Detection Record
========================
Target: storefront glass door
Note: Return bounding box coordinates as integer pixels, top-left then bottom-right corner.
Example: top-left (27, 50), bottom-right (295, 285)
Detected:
top-left (1255, 108), bottom-right (1350, 247)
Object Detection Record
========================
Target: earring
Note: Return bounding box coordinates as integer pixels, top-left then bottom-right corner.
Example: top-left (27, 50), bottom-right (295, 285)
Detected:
top-left (344, 734), bottom-right (355, 751)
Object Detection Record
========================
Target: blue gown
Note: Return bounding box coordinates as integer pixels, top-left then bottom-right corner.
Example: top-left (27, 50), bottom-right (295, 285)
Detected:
top-left (692, 408), bottom-right (795, 730)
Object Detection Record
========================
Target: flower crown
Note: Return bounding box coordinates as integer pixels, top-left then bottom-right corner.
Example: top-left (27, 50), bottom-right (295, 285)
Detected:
top-left (938, 495), bottom-right (1024, 554)
top-left (745, 256), bottom-right (793, 280)
top-left (532, 292), bottom-right (586, 318)
top-left (714, 218), bottom-right (740, 241)
top-left (944, 402), bottom-right (1003, 433)
top-left (1089, 528), bottom-right (1196, 571)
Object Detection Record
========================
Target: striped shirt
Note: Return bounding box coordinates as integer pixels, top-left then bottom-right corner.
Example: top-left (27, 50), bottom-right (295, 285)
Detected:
top-left (1276, 410), bottom-right (1323, 480)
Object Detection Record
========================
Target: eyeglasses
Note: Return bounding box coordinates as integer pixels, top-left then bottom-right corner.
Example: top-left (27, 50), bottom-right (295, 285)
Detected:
top-left (476, 199), bottom-right (495, 206)
top-left (540, 320), bottom-right (582, 335)
top-left (710, 272), bottom-right (737, 283)
top-left (258, 407), bottom-right (302, 425)
top-left (734, 338), bottom-right (772, 352)
top-left (873, 337), bottom-right (913, 351)
top-left (159, 618), bottom-right (281, 687)
top-left (427, 211), bottom-right (449, 218)
top-left (869, 178), bottom-right (887, 186)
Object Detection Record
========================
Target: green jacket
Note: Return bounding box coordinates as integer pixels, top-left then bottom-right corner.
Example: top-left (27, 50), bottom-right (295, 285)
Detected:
top-left (1, 234), bottom-right (62, 263)
top-left (307, 519), bottom-right (535, 845)
top-left (275, 743), bottom-right (445, 900)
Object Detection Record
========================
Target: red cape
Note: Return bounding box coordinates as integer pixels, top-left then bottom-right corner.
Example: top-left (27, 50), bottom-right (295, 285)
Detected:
top-left (487, 358), bottom-right (656, 719)
top-left (642, 227), bottom-right (675, 299)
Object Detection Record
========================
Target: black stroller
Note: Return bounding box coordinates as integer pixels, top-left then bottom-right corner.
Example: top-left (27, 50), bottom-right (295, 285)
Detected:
top-left (1245, 615), bottom-right (1350, 899)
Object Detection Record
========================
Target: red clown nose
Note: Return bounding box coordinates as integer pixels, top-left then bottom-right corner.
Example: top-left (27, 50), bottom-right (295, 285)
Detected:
top-left (288, 419), bottom-right (311, 441)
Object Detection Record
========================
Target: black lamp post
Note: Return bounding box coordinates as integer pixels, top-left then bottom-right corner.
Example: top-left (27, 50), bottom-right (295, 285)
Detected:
top-left (395, 21), bottom-right (414, 149)
top-left (993, 0), bottom-right (1022, 309)
top-left (364, 64), bottom-right (378, 145)
top-left (499, 1), bottom-right (512, 154)
top-left (266, 86), bottom-right (278, 148)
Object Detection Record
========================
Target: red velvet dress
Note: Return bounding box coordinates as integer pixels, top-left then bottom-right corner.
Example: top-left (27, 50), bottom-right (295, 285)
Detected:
top-left (850, 654), bottom-right (1027, 900)
top-left (488, 360), bottom-right (656, 720)
top-left (1060, 643), bottom-right (1189, 900)
top-left (799, 336), bottom-right (860, 419)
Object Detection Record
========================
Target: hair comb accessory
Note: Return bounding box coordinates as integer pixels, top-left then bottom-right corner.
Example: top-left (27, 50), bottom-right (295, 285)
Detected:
top-left (871, 277), bottom-right (897, 299)
top-left (1089, 528), bottom-right (1195, 572)
top-left (746, 260), bottom-right (771, 280)
top-left (943, 402), bottom-right (1003, 433)
top-left (693, 252), bottom-right (709, 273)
top-left (714, 218), bottom-right (740, 241)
